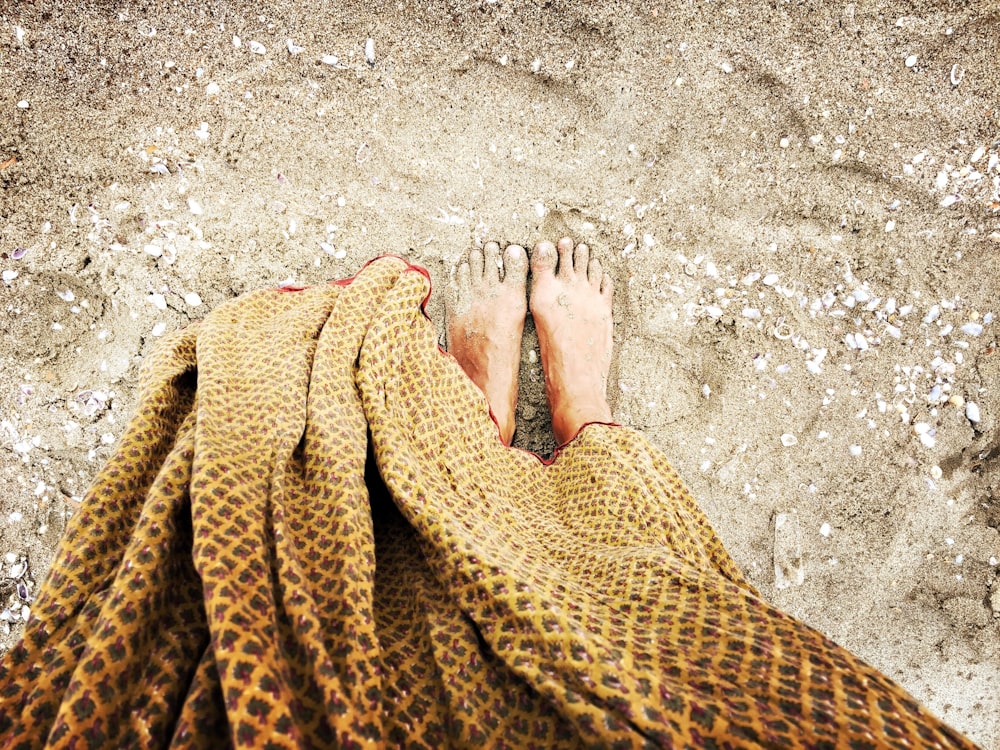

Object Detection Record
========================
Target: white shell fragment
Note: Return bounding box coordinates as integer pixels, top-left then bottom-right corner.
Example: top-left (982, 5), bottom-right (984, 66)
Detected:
top-left (17, 100), bottom-right (30, 109)
top-left (187, 198), bottom-right (204, 215)
top-left (321, 54), bottom-right (339, 66)
top-left (940, 195), bottom-right (960, 208)
top-left (819, 523), bottom-right (832, 537)
top-left (184, 292), bottom-right (202, 307)
top-left (965, 401), bottom-right (981, 424)
top-left (780, 433), bottom-right (798, 447)
top-left (248, 40), bottom-right (266, 55)
top-left (151, 322), bottom-right (167, 337)
top-left (905, 54), bottom-right (917, 67)
top-left (206, 81), bottom-right (221, 96)
top-left (365, 38), bottom-right (375, 65)
top-left (148, 293), bottom-right (167, 311)
top-left (950, 64), bottom-right (964, 86)
top-left (960, 322), bottom-right (983, 336)
top-left (286, 39), bottom-right (304, 55)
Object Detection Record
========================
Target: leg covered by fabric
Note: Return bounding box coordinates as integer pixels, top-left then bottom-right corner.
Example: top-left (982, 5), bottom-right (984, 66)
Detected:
top-left (0, 258), bottom-right (978, 749)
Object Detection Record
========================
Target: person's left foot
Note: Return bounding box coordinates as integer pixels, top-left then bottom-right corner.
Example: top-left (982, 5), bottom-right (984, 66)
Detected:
top-left (446, 241), bottom-right (528, 445)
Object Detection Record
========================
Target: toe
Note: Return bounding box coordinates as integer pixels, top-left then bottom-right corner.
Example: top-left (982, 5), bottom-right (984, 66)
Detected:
top-left (503, 244), bottom-right (528, 286)
top-left (530, 241), bottom-right (558, 275)
top-left (483, 241), bottom-right (502, 282)
top-left (587, 257), bottom-right (603, 289)
top-left (556, 236), bottom-right (575, 278)
top-left (469, 246), bottom-right (485, 280)
top-left (573, 242), bottom-right (590, 276)
top-left (446, 260), bottom-right (471, 316)
top-left (456, 260), bottom-right (471, 295)
top-left (600, 268), bottom-right (614, 298)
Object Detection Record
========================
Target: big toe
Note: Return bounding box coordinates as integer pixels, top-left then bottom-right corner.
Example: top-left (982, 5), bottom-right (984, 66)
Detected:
top-left (530, 241), bottom-right (558, 276)
top-left (503, 244), bottom-right (528, 287)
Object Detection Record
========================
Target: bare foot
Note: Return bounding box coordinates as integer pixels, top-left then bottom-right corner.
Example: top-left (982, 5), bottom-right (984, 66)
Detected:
top-left (529, 237), bottom-right (614, 445)
top-left (446, 241), bottom-right (528, 445)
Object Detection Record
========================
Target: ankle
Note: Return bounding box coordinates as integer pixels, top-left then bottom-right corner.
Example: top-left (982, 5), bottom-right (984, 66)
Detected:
top-left (552, 403), bottom-right (612, 445)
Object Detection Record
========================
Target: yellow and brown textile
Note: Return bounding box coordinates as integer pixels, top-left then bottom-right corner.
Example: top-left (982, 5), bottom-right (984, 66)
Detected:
top-left (0, 258), bottom-right (977, 748)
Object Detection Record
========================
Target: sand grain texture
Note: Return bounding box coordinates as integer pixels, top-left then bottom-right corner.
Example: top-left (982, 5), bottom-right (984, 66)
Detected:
top-left (1, 1), bottom-right (998, 746)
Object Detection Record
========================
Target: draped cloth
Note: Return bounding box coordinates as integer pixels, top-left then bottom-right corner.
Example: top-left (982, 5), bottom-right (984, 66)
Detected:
top-left (0, 258), bottom-right (977, 748)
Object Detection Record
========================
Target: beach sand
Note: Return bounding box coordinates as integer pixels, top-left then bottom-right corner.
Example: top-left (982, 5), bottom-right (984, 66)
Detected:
top-left (1, 1), bottom-right (997, 745)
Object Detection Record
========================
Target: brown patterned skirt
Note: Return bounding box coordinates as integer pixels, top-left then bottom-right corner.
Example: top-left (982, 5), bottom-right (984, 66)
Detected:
top-left (0, 258), bottom-right (978, 748)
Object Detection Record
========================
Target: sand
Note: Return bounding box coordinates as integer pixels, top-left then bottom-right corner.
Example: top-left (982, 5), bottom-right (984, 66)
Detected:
top-left (1, 1), bottom-right (998, 746)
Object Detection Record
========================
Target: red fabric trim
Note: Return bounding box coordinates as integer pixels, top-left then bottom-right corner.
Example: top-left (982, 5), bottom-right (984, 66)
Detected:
top-left (277, 256), bottom-right (620, 464)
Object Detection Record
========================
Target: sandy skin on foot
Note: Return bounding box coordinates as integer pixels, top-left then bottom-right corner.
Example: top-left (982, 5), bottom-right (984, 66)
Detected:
top-left (446, 237), bottom-right (614, 447)
top-left (446, 241), bottom-right (528, 445)
top-left (529, 237), bottom-right (614, 445)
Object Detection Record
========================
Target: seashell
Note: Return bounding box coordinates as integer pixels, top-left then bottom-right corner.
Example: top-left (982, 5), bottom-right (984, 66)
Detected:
top-left (960, 322), bottom-right (983, 336)
top-left (940, 194), bottom-right (959, 207)
top-left (970, 146), bottom-right (986, 163)
top-left (3, 269), bottom-right (19, 283)
top-left (905, 54), bottom-right (917, 67)
top-left (17, 583), bottom-right (29, 600)
top-left (950, 64), bottom-right (964, 86)
top-left (150, 163), bottom-right (169, 175)
top-left (780, 433), bottom-right (798, 447)
top-left (206, 81), bottom-right (221, 96)
top-left (965, 401), bottom-right (980, 423)
top-left (184, 292), bottom-right (202, 307)
top-left (148, 293), bottom-right (167, 311)
top-left (12, 247), bottom-right (27, 260)
top-left (286, 39), bottom-right (304, 55)
top-left (365, 38), bottom-right (375, 65)
top-left (9, 560), bottom-right (26, 578)
top-left (884, 220), bottom-right (895, 232)
top-left (248, 40), bottom-right (266, 55)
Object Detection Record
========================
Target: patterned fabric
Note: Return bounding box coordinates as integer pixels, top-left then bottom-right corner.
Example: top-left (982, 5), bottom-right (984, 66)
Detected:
top-left (0, 257), bottom-right (978, 749)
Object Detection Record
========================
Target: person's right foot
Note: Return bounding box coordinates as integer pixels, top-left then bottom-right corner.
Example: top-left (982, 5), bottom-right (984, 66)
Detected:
top-left (529, 237), bottom-right (614, 445)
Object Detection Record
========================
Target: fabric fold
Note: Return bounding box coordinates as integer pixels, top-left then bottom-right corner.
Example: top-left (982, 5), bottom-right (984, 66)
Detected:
top-left (0, 257), bottom-right (978, 749)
